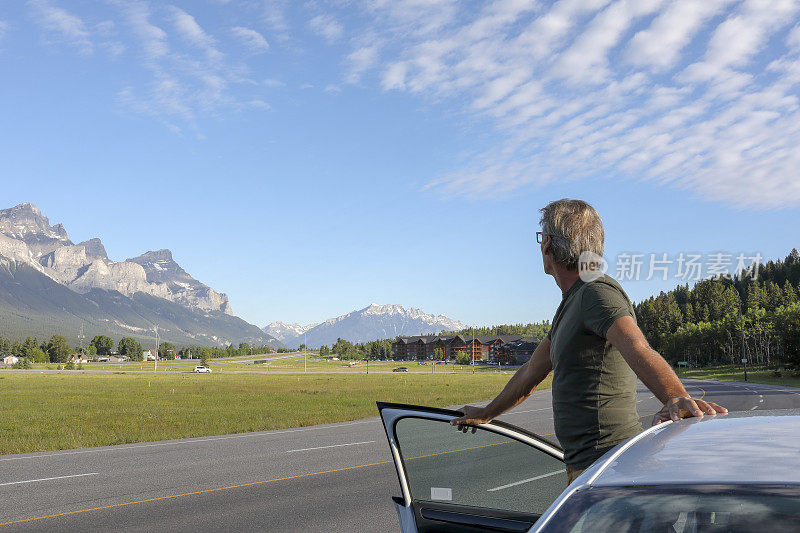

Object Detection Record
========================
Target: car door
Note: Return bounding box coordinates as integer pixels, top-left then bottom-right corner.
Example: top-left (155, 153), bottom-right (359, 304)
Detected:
top-left (378, 402), bottom-right (567, 533)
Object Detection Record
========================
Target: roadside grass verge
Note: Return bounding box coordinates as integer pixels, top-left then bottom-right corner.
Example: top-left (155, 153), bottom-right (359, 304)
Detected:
top-left (683, 365), bottom-right (800, 388)
top-left (0, 371), bottom-right (548, 455)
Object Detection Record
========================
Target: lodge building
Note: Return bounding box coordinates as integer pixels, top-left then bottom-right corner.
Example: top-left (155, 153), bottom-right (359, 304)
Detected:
top-left (392, 334), bottom-right (539, 365)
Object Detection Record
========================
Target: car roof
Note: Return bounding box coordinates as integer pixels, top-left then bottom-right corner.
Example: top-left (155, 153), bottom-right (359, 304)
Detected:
top-left (586, 409), bottom-right (800, 487)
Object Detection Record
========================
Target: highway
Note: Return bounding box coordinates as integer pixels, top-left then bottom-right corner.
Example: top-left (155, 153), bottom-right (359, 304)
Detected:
top-left (1, 379), bottom-right (799, 532)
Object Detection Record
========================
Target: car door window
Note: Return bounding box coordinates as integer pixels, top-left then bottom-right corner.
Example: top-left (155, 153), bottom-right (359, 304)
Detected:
top-left (395, 416), bottom-right (567, 516)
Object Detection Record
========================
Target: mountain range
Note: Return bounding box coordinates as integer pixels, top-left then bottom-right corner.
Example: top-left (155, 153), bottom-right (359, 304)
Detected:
top-left (0, 203), bottom-right (279, 348)
top-left (265, 304), bottom-right (465, 348)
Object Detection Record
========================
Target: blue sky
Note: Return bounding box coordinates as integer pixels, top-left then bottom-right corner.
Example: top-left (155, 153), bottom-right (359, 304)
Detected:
top-left (1, 0), bottom-right (800, 328)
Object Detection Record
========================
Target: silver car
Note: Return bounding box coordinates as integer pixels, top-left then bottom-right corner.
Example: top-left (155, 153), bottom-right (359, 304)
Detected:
top-left (378, 403), bottom-right (800, 532)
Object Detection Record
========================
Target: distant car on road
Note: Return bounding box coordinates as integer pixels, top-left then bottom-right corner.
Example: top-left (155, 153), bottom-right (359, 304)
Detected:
top-left (418, 361), bottom-right (427, 365)
top-left (193, 366), bottom-right (212, 373)
top-left (377, 403), bottom-right (800, 532)
top-left (392, 367), bottom-right (408, 373)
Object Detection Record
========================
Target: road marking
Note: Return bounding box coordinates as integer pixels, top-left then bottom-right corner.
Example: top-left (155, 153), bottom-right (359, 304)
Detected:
top-left (503, 407), bottom-right (551, 415)
top-left (0, 473), bottom-right (98, 487)
top-left (751, 406), bottom-right (759, 411)
top-left (286, 441), bottom-right (375, 453)
top-left (0, 461), bottom-right (394, 528)
top-left (487, 470), bottom-right (563, 492)
top-left (0, 419), bottom-right (379, 462)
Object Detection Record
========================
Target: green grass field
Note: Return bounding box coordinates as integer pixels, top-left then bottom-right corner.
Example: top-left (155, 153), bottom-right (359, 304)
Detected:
top-left (682, 364), bottom-right (800, 388)
top-left (0, 370), bottom-right (545, 455)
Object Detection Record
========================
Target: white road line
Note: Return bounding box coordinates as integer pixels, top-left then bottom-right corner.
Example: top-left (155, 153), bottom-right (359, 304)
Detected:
top-left (0, 420), bottom-right (379, 462)
top-left (487, 470), bottom-right (563, 492)
top-left (286, 441), bottom-right (376, 453)
top-left (751, 406), bottom-right (759, 411)
top-left (0, 472), bottom-right (98, 487)
top-left (505, 407), bottom-right (551, 415)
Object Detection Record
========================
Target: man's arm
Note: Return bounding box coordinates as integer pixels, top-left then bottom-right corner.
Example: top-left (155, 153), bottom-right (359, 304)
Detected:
top-left (450, 338), bottom-right (553, 432)
top-left (606, 315), bottom-right (727, 424)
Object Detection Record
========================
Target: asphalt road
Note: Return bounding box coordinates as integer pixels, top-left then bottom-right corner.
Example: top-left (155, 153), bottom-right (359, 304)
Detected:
top-left (2, 378), bottom-right (799, 532)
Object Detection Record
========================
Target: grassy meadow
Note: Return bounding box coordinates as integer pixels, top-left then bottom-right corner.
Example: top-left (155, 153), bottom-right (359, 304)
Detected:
top-left (0, 355), bottom-right (518, 374)
top-left (0, 369), bottom-right (547, 455)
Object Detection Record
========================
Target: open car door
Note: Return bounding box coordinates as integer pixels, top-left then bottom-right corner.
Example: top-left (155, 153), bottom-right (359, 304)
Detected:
top-left (378, 402), bottom-right (567, 533)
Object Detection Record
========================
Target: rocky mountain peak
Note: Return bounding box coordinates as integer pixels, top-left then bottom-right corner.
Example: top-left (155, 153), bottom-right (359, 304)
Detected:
top-left (127, 249), bottom-right (188, 283)
top-left (0, 202), bottom-right (71, 246)
top-left (78, 238), bottom-right (108, 260)
top-left (127, 249), bottom-right (232, 315)
top-left (134, 249), bottom-right (174, 262)
top-left (0, 203), bottom-right (234, 318)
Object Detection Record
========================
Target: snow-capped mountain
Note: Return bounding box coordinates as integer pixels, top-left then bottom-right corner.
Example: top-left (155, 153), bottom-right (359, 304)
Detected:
top-left (263, 321), bottom-right (318, 343)
top-left (273, 304), bottom-right (466, 348)
top-left (0, 203), bottom-right (277, 347)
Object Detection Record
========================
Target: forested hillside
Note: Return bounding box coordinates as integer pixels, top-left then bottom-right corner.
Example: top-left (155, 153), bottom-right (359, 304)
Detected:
top-left (636, 249), bottom-right (800, 368)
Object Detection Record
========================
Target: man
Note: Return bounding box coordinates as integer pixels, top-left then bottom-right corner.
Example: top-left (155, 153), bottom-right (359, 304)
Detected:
top-left (451, 199), bottom-right (726, 484)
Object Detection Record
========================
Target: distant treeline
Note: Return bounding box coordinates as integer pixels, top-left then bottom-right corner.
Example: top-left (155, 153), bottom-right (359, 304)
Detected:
top-left (439, 323), bottom-right (552, 339)
top-left (0, 332), bottom-right (288, 366)
top-left (317, 338), bottom-right (394, 360)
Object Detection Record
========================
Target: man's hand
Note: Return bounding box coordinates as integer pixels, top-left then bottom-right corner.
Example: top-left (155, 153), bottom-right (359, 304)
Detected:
top-left (651, 396), bottom-right (728, 426)
top-left (450, 405), bottom-right (493, 433)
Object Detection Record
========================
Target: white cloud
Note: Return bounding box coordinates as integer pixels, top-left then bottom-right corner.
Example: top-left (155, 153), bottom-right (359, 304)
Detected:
top-left (308, 14), bottom-right (343, 43)
top-left (114, 0), bottom-right (167, 61)
top-left (248, 99), bottom-right (271, 110)
top-left (550, 0), bottom-right (662, 84)
top-left (0, 20), bottom-right (8, 42)
top-left (626, 0), bottom-right (732, 71)
top-left (262, 0), bottom-right (290, 42)
top-left (231, 26), bottom-right (270, 54)
top-left (705, 0), bottom-right (797, 71)
top-left (263, 78), bottom-right (285, 87)
top-left (109, 2), bottom-right (267, 130)
top-left (346, 45), bottom-right (379, 83)
top-left (681, 0), bottom-right (799, 85)
top-left (169, 6), bottom-right (222, 63)
top-left (349, 0), bottom-right (800, 208)
top-left (27, 0), bottom-right (93, 54)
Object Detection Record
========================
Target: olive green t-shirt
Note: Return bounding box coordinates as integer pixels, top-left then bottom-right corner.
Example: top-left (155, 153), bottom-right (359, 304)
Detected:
top-left (547, 274), bottom-right (642, 469)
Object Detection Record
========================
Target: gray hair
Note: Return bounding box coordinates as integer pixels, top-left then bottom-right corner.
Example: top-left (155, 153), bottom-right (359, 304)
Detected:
top-left (539, 199), bottom-right (604, 270)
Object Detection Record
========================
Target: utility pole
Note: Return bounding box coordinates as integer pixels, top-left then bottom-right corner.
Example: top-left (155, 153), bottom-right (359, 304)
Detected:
top-left (304, 331), bottom-right (307, 373)
top-left (724, 277), bottom-right (748, 382)
top-left (78, 325), bottom-right (85, 358)
top-left (471, 326), bottom-right (475, 375)
top-left (154, 325), bottom-right (159, 374)
top-left (741, 305), bottom-right (748, 382)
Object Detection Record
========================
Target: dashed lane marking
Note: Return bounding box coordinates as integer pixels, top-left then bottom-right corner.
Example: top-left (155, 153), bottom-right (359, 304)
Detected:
top-left (0, 473), bottom-right (98, 487)
top-left (286, 441), bottom-right (375, 453)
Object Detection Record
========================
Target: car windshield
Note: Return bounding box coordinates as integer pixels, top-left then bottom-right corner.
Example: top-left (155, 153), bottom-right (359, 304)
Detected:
top-left (541, 485), bottom-right (800, 533)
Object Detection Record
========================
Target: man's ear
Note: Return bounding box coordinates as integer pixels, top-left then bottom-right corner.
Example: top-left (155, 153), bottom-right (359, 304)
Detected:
top-left (543, 236), bottom-right (551, 255)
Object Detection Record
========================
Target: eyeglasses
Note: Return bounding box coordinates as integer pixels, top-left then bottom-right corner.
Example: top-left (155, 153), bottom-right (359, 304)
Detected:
top-left (536, 231), bottom-right (552, 244)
